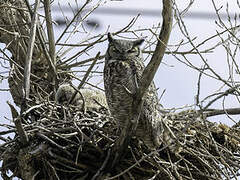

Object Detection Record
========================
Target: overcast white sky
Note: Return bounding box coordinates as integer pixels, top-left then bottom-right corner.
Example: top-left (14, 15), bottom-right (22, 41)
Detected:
top-left (0, 0), bottom-right (239, 130)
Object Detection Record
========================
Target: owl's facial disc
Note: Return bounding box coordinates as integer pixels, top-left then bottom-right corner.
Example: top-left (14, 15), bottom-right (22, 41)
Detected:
top-left (110, 46), bottom-right (120, 53)
top-left (106, 33), bottom-right (145, 61)
top-left (110, 45), bottom-right (138, 54)
top-left (127, 46), bottom-right (138, 53)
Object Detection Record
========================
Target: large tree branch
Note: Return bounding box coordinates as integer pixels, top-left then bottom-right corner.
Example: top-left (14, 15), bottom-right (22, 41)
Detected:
top-left (204, 108), bottom-right (240, 117)
top-left (139, 0), bottom-right (173, 98)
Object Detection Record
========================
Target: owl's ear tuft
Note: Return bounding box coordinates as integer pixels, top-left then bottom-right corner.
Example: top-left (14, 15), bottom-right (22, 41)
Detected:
top-left (133, 39), bottom-right (144, 46)
top-left (107, 33), bottom-right (114, 43)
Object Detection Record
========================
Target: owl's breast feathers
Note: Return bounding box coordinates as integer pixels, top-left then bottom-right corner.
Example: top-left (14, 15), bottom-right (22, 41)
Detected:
top-left (104, 59), bottom-right (162, 149)
top-left (104, 60), bottom-right (137, 125)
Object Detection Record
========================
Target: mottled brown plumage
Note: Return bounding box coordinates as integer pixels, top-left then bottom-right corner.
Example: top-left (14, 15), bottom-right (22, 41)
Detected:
top-left (104, 33), bottom-right (162, 149)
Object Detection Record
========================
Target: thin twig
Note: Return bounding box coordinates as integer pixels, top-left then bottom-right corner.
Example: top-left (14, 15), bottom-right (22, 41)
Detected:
top-left (44, 0), bottom-right (57, 86)
top-left (91, 149), bottom-right (111, 180)
top-left (68, 52), bottom-right (100, 104)
top-left (23, 0), bottom-right (40, 99)
top-left (36, 132), bottom-right (72, 157)
top-left (56, 0), bottom-right (90, 44)
top-left (24, 0), bottom-right (57, 83)
top-left (203, 85), bottom-right (240, 110)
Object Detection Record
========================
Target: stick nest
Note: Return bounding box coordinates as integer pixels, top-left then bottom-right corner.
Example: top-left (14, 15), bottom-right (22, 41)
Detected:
top-left (0, 98), bottom-right (240, 180)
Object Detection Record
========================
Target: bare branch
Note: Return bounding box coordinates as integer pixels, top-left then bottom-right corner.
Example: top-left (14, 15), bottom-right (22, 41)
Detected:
top-left (204, 108), bottom-right (240, 117)
top-left (203, 85), bottom-right (240, 110)
top-left (44, 0), bottom-right (56, 70)
top-left (139, 0), bottom-right (173, 98)
top-left (24, 0), bottom-right (58, 80)
top-left (6, 101), bottom-right (19, 121)
top-left (7, 100), bottom-right (29, 146)
top-left (44, 0), bottom-right (56, 64)
top-left (56, 0), bottom-right (90, 44)
top-left (68, 52), bottom-right (100, 104)
top-left (14, 117), bottom-right (29, 146)
top-left (23, 0), bottom-right (40, 99)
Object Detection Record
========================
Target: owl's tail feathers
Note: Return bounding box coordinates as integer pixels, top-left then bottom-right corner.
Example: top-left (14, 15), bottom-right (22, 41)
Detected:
top-left (161, 117), bottom-right (183, 154)
top-left (149, 115), bottom-right (184, 154)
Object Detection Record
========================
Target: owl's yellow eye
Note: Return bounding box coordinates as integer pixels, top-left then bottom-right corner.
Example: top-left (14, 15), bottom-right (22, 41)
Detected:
top-left (128, 46), bottom-right (138, 53)
top-left (110, 46), bottom-right (119, 53)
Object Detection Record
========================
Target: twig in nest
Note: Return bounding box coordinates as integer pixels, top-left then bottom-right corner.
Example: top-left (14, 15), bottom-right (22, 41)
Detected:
top-left (91, 149), bottom-right (111, 180)
top-left (7, 101), bottom-right (29, 146)
top-left (21, 104), bottom-right (44, 116)
top-left (71, 85), bottom-right (86, 113)
top-left (36, 132), bottom-right (72, 157)
top-left (14, 117), bottom-right (29, 146)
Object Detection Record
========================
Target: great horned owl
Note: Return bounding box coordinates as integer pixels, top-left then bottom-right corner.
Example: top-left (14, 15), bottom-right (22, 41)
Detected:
top-left (104, 33), bottom-right (162, 149)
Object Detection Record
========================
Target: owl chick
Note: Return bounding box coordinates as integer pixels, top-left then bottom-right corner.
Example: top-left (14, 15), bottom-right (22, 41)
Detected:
top-left (55, 84), bottom-right (107, 111)
top-left (104, 33), bottom-right (162, 149)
